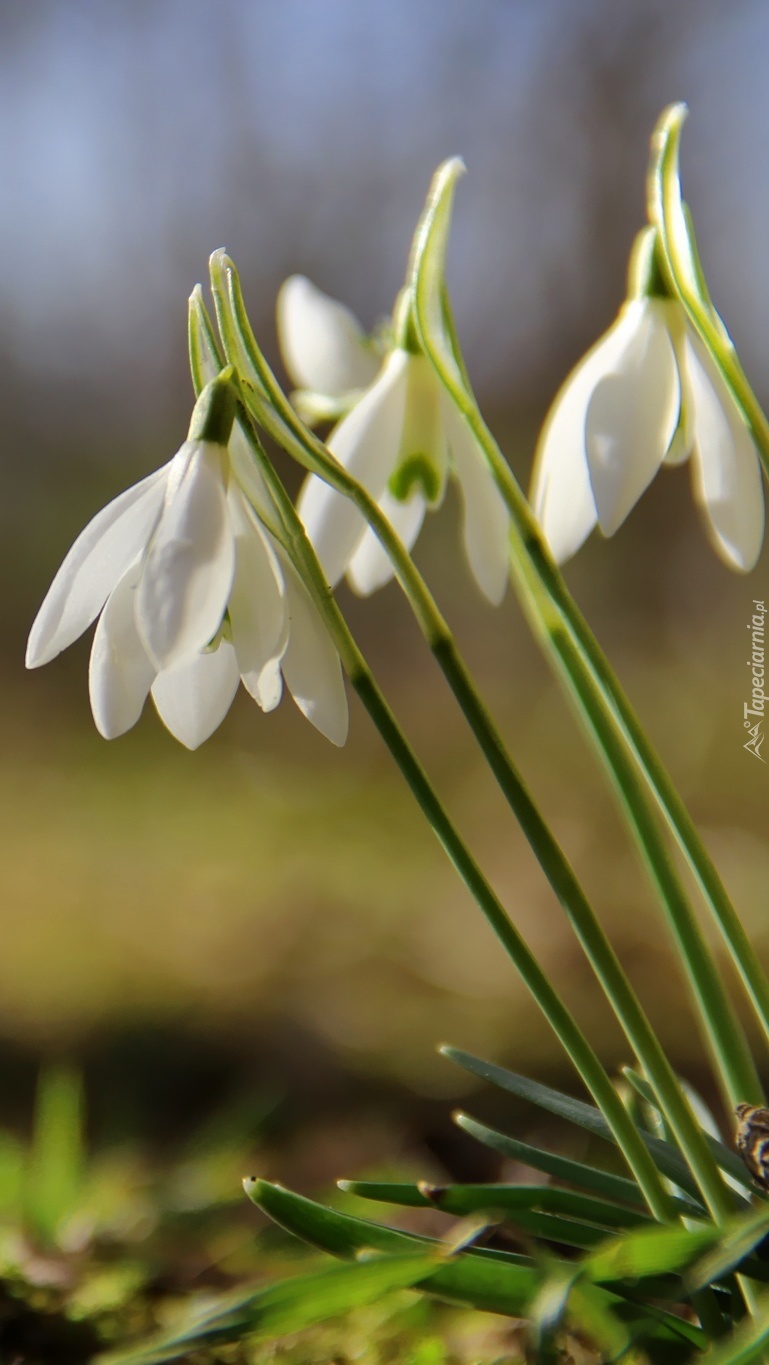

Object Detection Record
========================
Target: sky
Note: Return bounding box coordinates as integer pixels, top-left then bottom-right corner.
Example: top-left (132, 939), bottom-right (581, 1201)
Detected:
top-left (4, 0), bottom-right (769, 404)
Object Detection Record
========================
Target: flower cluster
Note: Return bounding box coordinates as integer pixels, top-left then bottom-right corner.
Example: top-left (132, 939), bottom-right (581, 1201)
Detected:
top-left (531, 235), bottom-right (765, 572)
top-left (26, 375), bottom-right (348, 750)
top-left (279, 275), bottom-right (511, 604)
top-left (26, 176), bottom-right (768, 754)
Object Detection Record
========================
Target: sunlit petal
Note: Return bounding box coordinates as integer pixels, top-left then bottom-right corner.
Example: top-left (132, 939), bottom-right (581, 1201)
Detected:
top-left (298, 349), bottom-right (409, 586)
top-left (586, 299), bottom-right (680, 536)
top-left (444, 403), bottom-right (510, 604)
top-left (529, 320), bottom-right (639, 562)
top-left (151, 643), bottom-right (241, 749)
top-left (88, 563), bottom-right (156, 739)
top-left (685, 335), bottom-right (765, 571)
top-left (137, 441), bottom-right (235, 670)
top-left (347, 487), bottom-right (426, 596)
top-left (227, 488), bottom-right (288, 711)
top-left (277, 547), bottom-right (348, 746)
top-left (277, 275), bottom-right (380, 395)
top-left (26, 465), bottom-right (168, 668)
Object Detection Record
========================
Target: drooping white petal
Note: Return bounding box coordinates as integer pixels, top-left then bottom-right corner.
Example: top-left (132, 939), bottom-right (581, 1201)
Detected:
top-left (26, 464), bottom-right (169, 668)
top-left (347, 487), bottom-right (426, 596)
top-left (684, 335), bottom-right (765, 571)
top-left (443, 402), bottom-right (510, 604)
top-left (275, 546), bottom-right (348, 746)
top-left (150, 643), bottom-right (241, 749)
top-left (529, 323), bottom-right (634, 563)
top-left (277, 275), bottom-right (380, 396)
top-left (297, 349), bottom-right (409, 587)
top-left (227, 487), bottom-right (288, 711)
top-left (137, 441), bottom-right (235, 670)
top-left (88, 562), bottom-right (156, 739)
top-left (585, 299), bottom-right (680, 536)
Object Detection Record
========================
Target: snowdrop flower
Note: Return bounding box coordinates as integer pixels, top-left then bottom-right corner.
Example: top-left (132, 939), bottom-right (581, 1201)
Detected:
top-left (26, 373), bottom-right (348, 750)
top-left (278, 275), bottom-right (510, 603)
top-left (531, 229), bottom-right (765, 571)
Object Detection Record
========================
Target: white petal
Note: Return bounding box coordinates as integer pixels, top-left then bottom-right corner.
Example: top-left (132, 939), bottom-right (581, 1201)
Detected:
top-left (444, 402), bottom-right (510, 604)
top-left (227, 488), bottom-right (288, 711)
top-left (276, 546), bottom-right (348, 746)
top-left (587, 301), bottom-right (682, 535)
top-left (585, 299), bottom-right (680, 536)
top-left (347, 487), bottom-right (426, 596)
top-left (137, 441), bottom-right (235, 670)
top-left (228, 425), bottom-right (275, 523)
top-left (151, 643), bottom-right (241, 749)
top-left (297, 349), bottom-right (409, 587)
top-left (26, 465), bottom-right (168, 668)
top-left (88, 562), bottom-right (156, 739)
top-left (685, 335), bottom-right (765, 571)
top-left (529, 327), bottom-right (630, 563)
top-left (277, 275), bottom-right (380, 395)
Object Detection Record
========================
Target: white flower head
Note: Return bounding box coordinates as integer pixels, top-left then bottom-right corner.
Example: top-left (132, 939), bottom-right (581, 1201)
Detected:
top-left (531, 229), bottom-right (765, 572)
top-left (278, 276), bottom-right (510, 604)
top-left (26, 372), bottom-right (348, 750)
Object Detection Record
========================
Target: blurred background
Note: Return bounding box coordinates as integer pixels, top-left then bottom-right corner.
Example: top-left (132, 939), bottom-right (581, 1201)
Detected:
top-left (2, 0), bottom-right (769, 1185)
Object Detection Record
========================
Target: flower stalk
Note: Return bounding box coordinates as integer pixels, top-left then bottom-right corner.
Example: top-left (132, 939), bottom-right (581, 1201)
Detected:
top-left (202, 260), bottom-right (740, 1218)
top-left (208, 367), bottom-right (680, 1224)
top-left (410, 156), bottom-right (767, 1110)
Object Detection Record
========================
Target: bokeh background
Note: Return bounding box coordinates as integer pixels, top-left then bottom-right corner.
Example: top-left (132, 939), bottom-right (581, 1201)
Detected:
top-left (1, 0), bottom-right (768, 1182)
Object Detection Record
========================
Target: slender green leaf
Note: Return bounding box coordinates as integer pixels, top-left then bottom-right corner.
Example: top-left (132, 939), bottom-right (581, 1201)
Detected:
top-left (445, 1049), bottom-right (741, 1209)
top-left (340, 1179), bottom-right (654, 1230)
top-left (97, 1252), bottom-right (436, 1365)
top-left (689, 1207), bottom-right (769, 1291)
top-left (452, 1114), bottom-right (703, 1217)
top-left (245, 1177), bottom-right (538, 1315)
top-left (623, 1069), bottom-right (755, 1192)
top-left (246, 1179), bottom-right (705, 1355)
top-left (586, 1221), bottom-right (719, 1284)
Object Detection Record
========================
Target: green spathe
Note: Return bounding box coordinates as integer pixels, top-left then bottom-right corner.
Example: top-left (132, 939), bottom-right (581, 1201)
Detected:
top-left (187, 367), bottom-right (237, 445)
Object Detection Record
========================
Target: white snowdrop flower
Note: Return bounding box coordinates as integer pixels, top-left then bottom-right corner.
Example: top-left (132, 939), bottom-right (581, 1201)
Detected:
top-left (277, 275), bottom-right (382, 422)
top-left (278, 277), bottom-right (510, 604)
top-left (26, 374), bottom-right (348, 749)
top-left (531, 231), bottom-right (764, 572)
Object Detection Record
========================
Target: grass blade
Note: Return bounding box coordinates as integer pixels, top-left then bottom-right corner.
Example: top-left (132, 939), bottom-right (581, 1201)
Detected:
top-left (98, 1252), bottom-right (437, 1365)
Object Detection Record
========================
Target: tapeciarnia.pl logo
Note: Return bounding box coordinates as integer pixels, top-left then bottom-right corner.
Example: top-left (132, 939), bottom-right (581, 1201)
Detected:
top-left (744, 599), bottom-right (767, 763)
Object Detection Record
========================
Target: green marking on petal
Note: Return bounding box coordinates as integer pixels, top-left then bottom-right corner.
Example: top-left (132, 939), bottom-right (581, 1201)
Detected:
top-left (627, 227), bottom-right (672, 301)
top-left (389, 453), bottom-right (441, 504)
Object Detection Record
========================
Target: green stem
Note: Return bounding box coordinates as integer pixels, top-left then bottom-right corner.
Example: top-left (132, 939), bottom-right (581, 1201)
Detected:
top-left (431, 632), bottom-right (736, 1222)
top-left (207, 256), bottom-right (741, 1211)
top-left (413, 288), bottom-right (764, 1113)
top-left (227, 410), bottom-right (677, 1224)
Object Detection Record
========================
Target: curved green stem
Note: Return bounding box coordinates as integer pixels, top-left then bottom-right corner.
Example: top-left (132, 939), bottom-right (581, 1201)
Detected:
top-left (650, 104), bottom-right (769, 480)
top-left (408, 170), bottom-right (764, 1110)
top-left (206, 257), bottom-right (740, 1214)
top-left (429, 354), bottom-right (762, 1114)
top-left (223, 398), bottom-right (677, 1226)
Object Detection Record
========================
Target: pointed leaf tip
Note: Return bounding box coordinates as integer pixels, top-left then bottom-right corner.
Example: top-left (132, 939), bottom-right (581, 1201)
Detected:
top-left (435, 155), bottom-right (466, 185)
